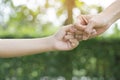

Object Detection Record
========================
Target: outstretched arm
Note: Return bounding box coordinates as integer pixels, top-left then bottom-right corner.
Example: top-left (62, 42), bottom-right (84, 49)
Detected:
top-left (85, 0), bottom-right (120, 35)
top-left (0, 25), bottom-right (79, 58)
top-left (0, 37), bottom-right (56, 58)
top-left (100, 0), bottom-right (120, 25)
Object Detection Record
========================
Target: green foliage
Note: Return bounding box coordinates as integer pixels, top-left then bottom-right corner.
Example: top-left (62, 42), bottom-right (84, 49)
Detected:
top-left (0, 0), bottom-right (120, 80)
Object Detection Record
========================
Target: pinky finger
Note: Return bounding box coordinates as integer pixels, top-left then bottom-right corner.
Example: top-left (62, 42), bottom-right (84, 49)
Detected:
top-left (69, 39), bottom-right (79, 48)
top-left (90, 29), bottom-right (97, 38)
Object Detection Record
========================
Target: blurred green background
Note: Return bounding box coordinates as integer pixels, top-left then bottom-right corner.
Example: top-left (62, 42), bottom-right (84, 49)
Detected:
top-left (0, 0), bottom-right (120, 80)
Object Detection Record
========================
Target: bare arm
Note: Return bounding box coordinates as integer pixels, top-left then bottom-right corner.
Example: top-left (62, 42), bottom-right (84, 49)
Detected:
top-left (78, 0), bottom-right (120, 40)
top-left (100, 0), bottom-right (120, 25)
top-left (73, 0), bottom-right (120, 40)
top-left (0, 25), bottom-right (79, 58)
top-left (0, 37), bottom-right (55, 58)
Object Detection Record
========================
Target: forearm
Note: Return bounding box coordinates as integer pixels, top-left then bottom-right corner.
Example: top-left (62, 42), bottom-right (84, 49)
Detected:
top-left (100, 0), bottom-right (120, 25)
top-left (0, 36), bottom-right (55, 58)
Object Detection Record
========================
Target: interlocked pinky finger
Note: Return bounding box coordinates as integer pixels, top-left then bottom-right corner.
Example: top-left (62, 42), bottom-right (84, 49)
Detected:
top-left (75, 34), bottom-right (83, 41)
top-left (69, 39), bottom-right (79, 48)
top-left (90, 29), bottom-right (97, 38)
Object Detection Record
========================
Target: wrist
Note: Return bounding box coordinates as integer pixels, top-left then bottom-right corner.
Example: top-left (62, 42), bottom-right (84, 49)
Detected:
top-left (99, 12), bottom-right (113, 27)
top-left (49, 35), bottom-right (65, 51)
top-left (99, 0), bottom-right (120, 26)
top-left (37, 36), bottom-right (57, 52)
top-left (45, 36), bottom-right (58, 51)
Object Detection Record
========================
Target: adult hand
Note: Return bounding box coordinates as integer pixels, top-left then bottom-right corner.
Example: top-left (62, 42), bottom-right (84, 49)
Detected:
top-left (74, 14), bottom-right (112, 40)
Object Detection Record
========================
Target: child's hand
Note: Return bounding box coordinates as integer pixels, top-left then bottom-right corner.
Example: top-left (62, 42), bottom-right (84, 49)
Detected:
top-left (52, 25), bottom-right (79, 51)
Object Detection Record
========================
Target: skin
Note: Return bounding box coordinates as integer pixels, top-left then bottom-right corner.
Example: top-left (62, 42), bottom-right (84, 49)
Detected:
top-left (74, 15), bottom-right (105, 39)
top-left (74, 0), bottom-right (120, 40)
top-left (0, 25), bottom-right (79, 58)
top-left (2, 0), bottom-right (120, 58)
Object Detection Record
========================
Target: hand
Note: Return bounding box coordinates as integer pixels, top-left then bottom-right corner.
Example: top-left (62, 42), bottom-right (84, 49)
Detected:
top-left (74, 14), bottom-right (112, 40)
top-left (52, 25), bottom-right (79, 51)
